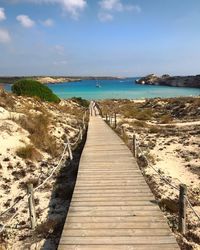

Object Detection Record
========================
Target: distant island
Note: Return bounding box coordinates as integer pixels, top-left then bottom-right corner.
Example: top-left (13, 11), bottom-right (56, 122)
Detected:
top-left (136, 74), bottom-right (200, 88)
top-left (0, 76), bottom-right (123, 85)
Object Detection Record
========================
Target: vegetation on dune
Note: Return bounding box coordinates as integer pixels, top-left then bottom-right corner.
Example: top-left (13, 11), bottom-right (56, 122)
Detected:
top-left (71, 97), bottom-right (89, 108)
top-left (16, 144), bottom-right (42, 161)
top-left (11, 79), bottom-right (60, 103)
top-left (16, 112), bottom-right (59, 157)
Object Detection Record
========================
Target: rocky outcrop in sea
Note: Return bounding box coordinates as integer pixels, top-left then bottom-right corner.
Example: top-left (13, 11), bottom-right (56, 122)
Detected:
top-left (136, 74), bottom-right (200, 88)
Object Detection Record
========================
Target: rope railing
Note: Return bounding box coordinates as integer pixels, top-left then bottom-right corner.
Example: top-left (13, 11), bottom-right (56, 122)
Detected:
top-left (135, 138), bottom-right (200, 223)
top-left (0, 111), bottom-right (88, 233)
top-left (137, 144), bottom-right (180, 191)
top-left (101, 109), bottom-right (200, 234)
top-left (0, 143), bottom-right (68, 233)
top-left (185, 196), bottom-right (200, 221)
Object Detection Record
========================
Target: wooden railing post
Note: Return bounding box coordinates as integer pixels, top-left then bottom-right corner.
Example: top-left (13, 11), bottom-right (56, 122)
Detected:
top-left (82, 112), bottom-right (86, 130)
top-left (179, 184), bottom-right (187, 234)
top-left (106, 114), bottom-right (108, 122)
top-left (114, 113), bottom-right (117, 129)
top-left (27, 183), bottom-right (36, 230)
top-left (132, 134), bottom-right (137, 158)
top-left (80, 128), bottom-right (83, 141)
top-left (66, 137), bottom-right (73, 161)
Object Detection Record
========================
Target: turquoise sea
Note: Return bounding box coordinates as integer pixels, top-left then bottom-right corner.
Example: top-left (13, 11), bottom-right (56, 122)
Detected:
top-left (4, 78), bottom-right (200, 100)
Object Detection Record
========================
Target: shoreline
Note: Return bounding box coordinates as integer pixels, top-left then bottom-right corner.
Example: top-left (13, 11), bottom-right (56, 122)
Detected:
top-left (0, 76), bottom-right (125, 85)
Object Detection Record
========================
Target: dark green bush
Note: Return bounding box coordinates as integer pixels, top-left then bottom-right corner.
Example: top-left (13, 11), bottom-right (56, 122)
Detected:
top-left (71, 97), bottom-right (89, 108)
top-left (11, 79), bottom-right (60, 103)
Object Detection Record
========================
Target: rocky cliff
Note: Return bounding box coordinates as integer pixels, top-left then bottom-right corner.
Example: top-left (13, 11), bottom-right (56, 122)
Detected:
top-left (136, 74), bottom-right (200, 88)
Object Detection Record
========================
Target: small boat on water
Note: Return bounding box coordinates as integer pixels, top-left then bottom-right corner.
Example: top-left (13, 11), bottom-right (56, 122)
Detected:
top-left (96, 82), bottom-right (102, 88)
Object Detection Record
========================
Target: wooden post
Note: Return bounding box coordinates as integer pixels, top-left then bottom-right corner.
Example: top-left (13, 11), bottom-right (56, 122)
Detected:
top-left (27, 183), bottom-right (36, 230)
top-left (106, 114), bottom-right (108, 122)
top-left (114, 113), bottom-right (117, 129)
top-left (132, 134), bottom-right (137, 158)
top-left (82, 113), bottom-right (85, 130)
top-left (66, 137), bottom-right (73, 161)
top-left (80, 128), bottom-right (83, 141)
top-left (179, 184), bottom-right (187, 234)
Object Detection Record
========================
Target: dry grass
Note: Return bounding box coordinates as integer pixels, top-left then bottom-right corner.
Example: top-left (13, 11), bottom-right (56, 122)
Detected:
top-left (133, 120), bottom-right (148, 128)
top-left (58, 104), bottom-right (84, 122)
top-left (16, 112), bottom-right (59, 157)
top-left (16, 144), bottom-right (42, 161)
top-left (0, 89), bottom-right (15, 110)
top-left (159, 114), bottom-right (173, 124)
top-left (36, 218), bottom-right (62, 238)
top-left (148, 126), bottom-right (162, 133)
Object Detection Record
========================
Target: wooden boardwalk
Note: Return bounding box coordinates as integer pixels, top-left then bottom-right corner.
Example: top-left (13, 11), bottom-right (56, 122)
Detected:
top-left (58, 111), bottom-right (179, 249)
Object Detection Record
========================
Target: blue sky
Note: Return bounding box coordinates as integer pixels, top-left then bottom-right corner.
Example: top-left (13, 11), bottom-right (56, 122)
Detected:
top-left (0, 0), bottom-right (200, 76)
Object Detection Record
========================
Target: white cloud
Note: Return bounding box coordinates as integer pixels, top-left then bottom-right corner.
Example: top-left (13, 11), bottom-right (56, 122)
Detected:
top-left (99, 0), bottom-right (141, 13)
top-left (8, 0), bottom-right (87, 19)
top-left (98, 12), bottom-right (113, 22)
top-left (99, 0), bottom-right (122, 11)
top-left (60, 0), bottom-right (87, 19)
top-left (41, 18), bottom-right (54, 27)
top-left (0, 28), bottom-right (11, 43)
top-left (0, 7), bottom-right (6, 21)
top-left (16, 15), bottom-right (35, 28)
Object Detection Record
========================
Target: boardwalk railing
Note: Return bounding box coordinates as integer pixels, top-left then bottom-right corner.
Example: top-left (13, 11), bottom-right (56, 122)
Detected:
top-left (102, 109), bottom-right (200, 235)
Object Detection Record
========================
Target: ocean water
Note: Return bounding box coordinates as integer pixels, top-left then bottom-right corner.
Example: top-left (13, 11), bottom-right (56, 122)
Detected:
top-left (4, 78), bottom-right (200, 100)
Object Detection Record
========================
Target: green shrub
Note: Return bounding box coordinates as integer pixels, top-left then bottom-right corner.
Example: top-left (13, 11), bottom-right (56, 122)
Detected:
top-left (12, 79), bottom-right (60, 103)
top-left (71, 97), bottom-right (89, 108)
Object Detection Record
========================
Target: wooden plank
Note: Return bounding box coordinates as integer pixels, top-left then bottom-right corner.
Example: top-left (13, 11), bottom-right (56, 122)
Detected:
top-left (76, 178), bottom-right (146, 185)
top-left (72, 193), bottom-right (155, 198)
top-left (70, 201), bottom-right (158, 206)
top-left (63, 222), bottom-right (169, 229)
top-left (74, 187), bottom-right (150, 191)
top-left (73, 189), bottom-right (151, 194)
top-left (75, 183), bottom-right (148, 187)
top-left (66, 216), bottom-right (166, 223)
top-left (77, 177), bottom-right (144, 180)
top-left (67, 210), bottom-right (163, 216)
top-left (69, 206), bottom-right (160, 212)
top-left (59, 236), bottom-right (177, 245)
top-left (72, 196), bottom-right (155, 201)
top-left (62, 228), bottom-right (171, 237)
top-left (58, 244), bottom-right (179, 250)
top-left (78, 170), bottom-right (140, 173)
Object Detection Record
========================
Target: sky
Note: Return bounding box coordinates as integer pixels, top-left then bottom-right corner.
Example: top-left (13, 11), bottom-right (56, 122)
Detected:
top-left (0, 0), bottom-right (200, 77)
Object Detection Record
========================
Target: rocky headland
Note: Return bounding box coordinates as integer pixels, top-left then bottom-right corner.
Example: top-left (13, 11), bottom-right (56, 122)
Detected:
top-left (136, 74), bottom-right (200, 88)
top-left (0, 76), bottom-right (82, 85)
